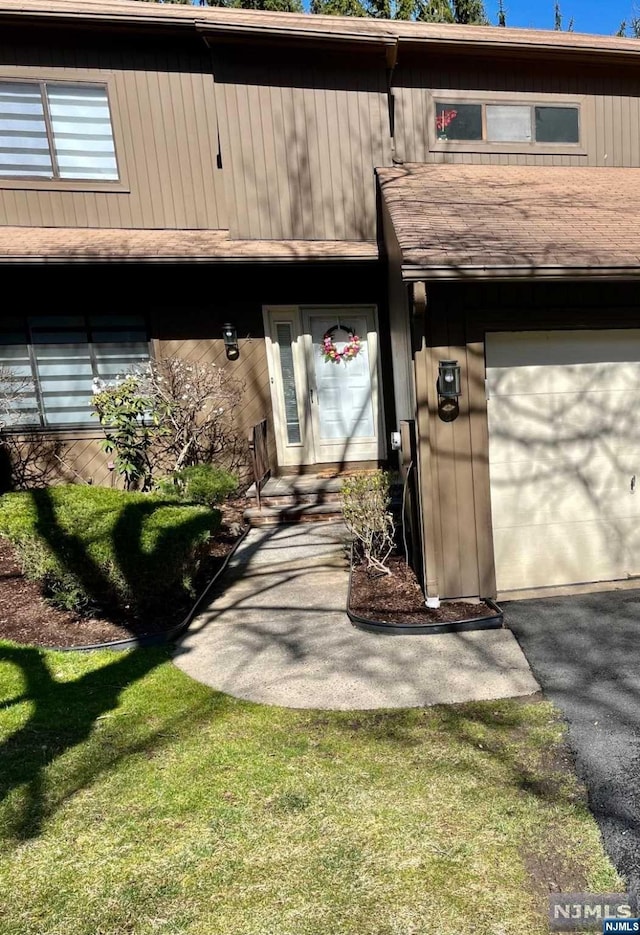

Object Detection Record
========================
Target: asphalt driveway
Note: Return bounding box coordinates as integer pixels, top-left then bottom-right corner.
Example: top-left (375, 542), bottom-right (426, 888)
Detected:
top-left (506, 589), bottom-right (640, 904)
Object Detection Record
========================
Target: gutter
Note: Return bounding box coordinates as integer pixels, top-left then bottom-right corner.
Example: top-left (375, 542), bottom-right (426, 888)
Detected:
top-left (401, 264), bottom-right (640, 282)
top-left (0, 253), bottom-right (380, 265)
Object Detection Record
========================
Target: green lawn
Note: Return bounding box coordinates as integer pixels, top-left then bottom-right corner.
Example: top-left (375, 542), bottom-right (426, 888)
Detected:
top-left (0, 641), bottom-right (622, 935)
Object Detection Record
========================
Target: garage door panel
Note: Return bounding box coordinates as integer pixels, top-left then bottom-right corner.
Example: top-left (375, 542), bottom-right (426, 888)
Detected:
top-left (488, 392), bottom-right (640, 465)
top-left (487, 330), bottom-right (640, 592)
top-left (494, 518), bottom-right (640, 591)
top-left (490, 457), bottom-right (640, 527)
top-left (488, 362), bottom-right (640, 397)
top-left (487, 329), bottom-right (640, 369)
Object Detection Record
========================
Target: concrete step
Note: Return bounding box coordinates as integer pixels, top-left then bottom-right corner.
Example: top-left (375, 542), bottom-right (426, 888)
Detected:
top-left (243, 503), bottom-right (344, 526)
top-left (257, 491), bottom-right (343, 508)
top-left (246, 475), bottom-right (346, 501)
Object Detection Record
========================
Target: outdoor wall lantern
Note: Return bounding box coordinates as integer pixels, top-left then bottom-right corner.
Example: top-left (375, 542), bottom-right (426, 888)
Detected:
top-left (222, 322), bottom-right (239, 360)
top-left (437, 359), bottom-right (461, 422)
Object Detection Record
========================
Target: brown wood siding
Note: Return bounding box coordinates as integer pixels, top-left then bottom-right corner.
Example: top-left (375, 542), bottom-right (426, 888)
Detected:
top-left (395, 54), bottom-right (640, 168)
top-left (214, 48), bottom-right (392, 241)
top-left (0, 29), bottom-right (226, 229)
top-left (415, 280), bottom-right (640, 599)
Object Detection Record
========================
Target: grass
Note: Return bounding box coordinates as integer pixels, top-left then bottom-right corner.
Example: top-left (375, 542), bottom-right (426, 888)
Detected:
top-left (0, 642), bottom-right (622, 935)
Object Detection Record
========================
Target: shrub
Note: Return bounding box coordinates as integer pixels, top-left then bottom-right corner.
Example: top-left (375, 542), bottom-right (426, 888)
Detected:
top-left (145, 356), bottom-right (245, 474)
top-left (341, 470), bottom-right (395, 574)
top-left (158, 464), bottom-right (238, 507)
top-left (0, 485), bottom-right (220, 617)
top-left (91, 375), bottom-right (162, 491)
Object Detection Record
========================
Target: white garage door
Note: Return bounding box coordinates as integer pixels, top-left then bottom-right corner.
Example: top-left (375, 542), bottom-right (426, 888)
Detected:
top-left (486, 330), bottom-right (640, 592)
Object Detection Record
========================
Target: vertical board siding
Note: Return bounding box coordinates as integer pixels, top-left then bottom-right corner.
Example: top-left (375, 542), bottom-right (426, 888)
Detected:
top-left (215, 52), bottom-right (392, 241)
top-left (395, 57), bottom-right (640, 169)
top-left (0, 32), bottom-right (226, 229)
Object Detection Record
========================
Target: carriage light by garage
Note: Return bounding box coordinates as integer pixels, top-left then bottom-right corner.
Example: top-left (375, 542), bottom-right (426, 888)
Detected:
top-left (222, 322), bottom-right (239, 360)
top-left (437, 359), bottom-right (461, 422)
top-left (437, 360), bottom-right (461, 398)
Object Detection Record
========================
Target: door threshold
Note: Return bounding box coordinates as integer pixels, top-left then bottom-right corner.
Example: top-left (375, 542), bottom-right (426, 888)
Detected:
top-left (499, 577), bottom-right (640, 602)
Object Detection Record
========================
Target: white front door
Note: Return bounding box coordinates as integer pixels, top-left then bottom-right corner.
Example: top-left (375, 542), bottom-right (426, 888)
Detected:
top-left (264, 305), bottom-right (383, 467)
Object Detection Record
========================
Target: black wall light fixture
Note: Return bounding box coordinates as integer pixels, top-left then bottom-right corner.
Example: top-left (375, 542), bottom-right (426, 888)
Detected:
top-left (222, 322), bottom-right (239, 360)
top-left (437, 359), bottom-right (461, 422)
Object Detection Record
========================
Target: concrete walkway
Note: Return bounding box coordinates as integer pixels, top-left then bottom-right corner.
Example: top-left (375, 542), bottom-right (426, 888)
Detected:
top-left (173, 524), bottom-right (539, 710)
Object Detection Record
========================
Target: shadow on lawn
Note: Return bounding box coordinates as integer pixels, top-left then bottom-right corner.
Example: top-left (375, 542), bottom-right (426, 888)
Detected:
top-left (0, 644), bottom-right (227, 842)
top-left (0, 644), bottom-right (162, 840)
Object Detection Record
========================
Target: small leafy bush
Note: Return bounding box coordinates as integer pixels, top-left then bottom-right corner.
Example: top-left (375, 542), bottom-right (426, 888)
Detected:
top-left (158, 464), bottom-right (238, 507)
top-left (341, 470), bottom-right (395, 574)
top-left (0, 485), bottom-right (220, 617)
top-left (91, 375), bottom-right (162, 491)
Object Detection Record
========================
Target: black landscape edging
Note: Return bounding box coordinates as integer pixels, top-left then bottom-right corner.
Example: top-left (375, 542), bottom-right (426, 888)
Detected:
top-left (43, 525), bottom-right (250, 653)
top-left (347, 547), bottom-right (503, 636)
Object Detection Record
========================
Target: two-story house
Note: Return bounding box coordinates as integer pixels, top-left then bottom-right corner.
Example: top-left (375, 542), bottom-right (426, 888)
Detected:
top-left (3, 0), bottom-right (640, 604)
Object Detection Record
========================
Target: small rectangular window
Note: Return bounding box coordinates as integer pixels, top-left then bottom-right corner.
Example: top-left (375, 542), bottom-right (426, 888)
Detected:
top-left (535, 106), bottom-right (580, 143)
top-left (0, 80), bottom-right (119, 182)
top-left (486, 104), bottom-right (532, 142)
top-left (0, 315), bottom-right (149, 428)
top-left (434, 99), bottom-right (580, 148)
top-left (436, 102), bottom-right (482, 140)
top-left (275, 323), bottom-right (301, 445)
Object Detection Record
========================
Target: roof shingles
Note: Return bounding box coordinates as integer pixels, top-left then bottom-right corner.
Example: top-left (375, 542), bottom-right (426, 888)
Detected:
top-left (0, 227), bottom-right (378, 262)
top-left (378, 165), bottom-right (640, 278)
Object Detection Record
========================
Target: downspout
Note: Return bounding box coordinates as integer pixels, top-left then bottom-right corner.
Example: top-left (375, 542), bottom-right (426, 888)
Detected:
top-left (412, 281), bottom-right (441, 605)
top-left (198, 28), bottom-right (224, 171)
top-left (385, 39), bottom-right (403, 165)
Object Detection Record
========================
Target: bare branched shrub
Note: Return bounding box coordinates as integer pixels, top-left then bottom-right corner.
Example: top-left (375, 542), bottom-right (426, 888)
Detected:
top-left (0, 434), bottom-right (66, 492)
top-left (143, 357), bottom-right (246, 475)
top-left (341, 470), bottom-right (395, 575)
top-left (0, 364), bottom-right (34, 429)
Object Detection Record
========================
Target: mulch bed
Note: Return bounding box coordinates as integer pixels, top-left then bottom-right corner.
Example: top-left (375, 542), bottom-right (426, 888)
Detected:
top-left (0, 499), bottom-right (247, 648)
top-left (349, 554), bottom-right (495, 626)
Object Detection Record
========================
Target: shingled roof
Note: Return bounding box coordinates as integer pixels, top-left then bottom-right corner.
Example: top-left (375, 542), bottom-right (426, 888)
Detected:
top-left (0, 227), bottom-right (378, 263)
top-left (378, 165), bottom-right (640, 281)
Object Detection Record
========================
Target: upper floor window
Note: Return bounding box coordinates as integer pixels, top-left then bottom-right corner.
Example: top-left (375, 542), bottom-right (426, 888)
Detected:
top-left (0, 315), bottom-right (149, 428)
top-left (430, 92), bottom-right (584, 154)
top-left (0, 81), bottom-right (119, 181)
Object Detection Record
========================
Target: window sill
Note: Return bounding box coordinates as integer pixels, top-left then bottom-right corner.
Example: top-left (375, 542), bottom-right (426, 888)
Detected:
top-left (0, 178), bottom-right (130, 194)
top-left (430, 140), bottom-right (587, 157)
top-left (1, 425), bottom-right (105, 442)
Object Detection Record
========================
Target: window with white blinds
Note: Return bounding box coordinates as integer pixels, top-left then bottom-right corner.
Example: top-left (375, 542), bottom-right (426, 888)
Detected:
top-left (0, 81), bottom-right (119, 181)
top-left (0, 315), bottom-right (149, 428)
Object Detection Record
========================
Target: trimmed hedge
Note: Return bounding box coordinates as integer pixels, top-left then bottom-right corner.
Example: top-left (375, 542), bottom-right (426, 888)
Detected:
top-left (157, 464), bottom-right (238, 507)
top-left (0, 485), bottom-right (220, 616)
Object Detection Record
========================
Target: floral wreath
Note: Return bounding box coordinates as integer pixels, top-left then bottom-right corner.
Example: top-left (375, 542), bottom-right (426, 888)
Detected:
top-left (321, 324), bottom-right (361, 364)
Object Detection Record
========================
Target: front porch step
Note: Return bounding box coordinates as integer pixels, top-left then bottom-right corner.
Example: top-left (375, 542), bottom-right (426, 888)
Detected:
top-left (246, 475), bottom-right (346, 501)
top-left (244, 473), bottom-right (403, 527)
top-left (243, 503), bottom-right (345, 526)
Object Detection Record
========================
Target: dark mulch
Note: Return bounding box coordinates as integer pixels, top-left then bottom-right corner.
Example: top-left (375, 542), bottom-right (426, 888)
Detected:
top-left (0, 499), bottom-right (247, 648)
top-left (349, 554), bottom-right (494, 625)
